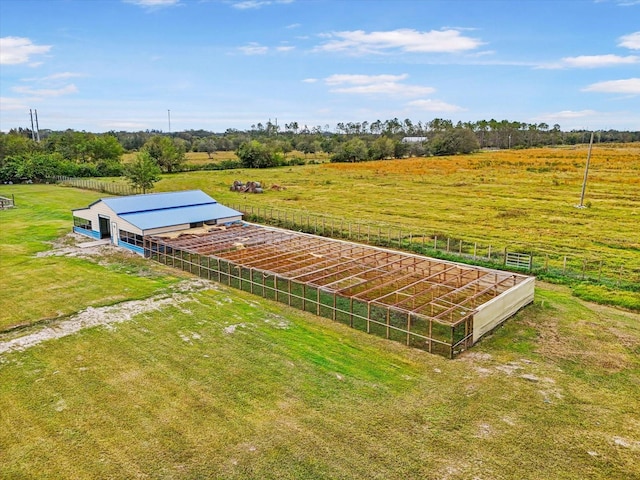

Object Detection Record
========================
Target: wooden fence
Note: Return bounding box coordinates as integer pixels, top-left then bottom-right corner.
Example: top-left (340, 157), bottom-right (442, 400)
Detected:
top-left (0, 194), bottom-right (15, 209)
top-left (51, 176), bottom-right (140, 196)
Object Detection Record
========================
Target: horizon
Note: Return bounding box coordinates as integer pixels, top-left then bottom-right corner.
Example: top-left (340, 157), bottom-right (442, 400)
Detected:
top-left (1, 0), bottom-right (639, 133)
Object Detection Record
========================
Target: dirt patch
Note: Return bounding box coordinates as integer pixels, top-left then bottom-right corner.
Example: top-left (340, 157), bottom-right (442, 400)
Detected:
top-left (36, 232), bottom-right (125, 259)
top-left (0, 278), bottom-right (214, 356)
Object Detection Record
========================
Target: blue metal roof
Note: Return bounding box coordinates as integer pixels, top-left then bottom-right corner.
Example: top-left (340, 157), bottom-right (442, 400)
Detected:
top-left (120, 203), bottom-right (242, 231)
top-left (101, 190), bottom-right (214, 215)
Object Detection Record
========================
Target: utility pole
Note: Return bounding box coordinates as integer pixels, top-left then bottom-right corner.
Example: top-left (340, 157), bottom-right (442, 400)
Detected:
top-left (29, 109), bottom-right (36, 141)
top-left (34, 109), bottom-right (40, 142)
top-left (167, 109), bottom-right (171, 133)
top-left (577, 131), bottom-right (594, 208)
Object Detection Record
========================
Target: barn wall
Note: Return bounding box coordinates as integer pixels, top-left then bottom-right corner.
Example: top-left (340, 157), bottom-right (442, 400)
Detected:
top-left (472, 276), bottom-right (535, 343)
top-left (214, 215), bottom-right (243, 225)
top-left (145, 223), bottom-right (191, 236)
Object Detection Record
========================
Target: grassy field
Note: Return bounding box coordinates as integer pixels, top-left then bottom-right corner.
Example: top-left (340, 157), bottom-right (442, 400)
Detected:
top-left (1, 179), bottom-right (639, 479)
top-left (145, 144), bottom-right (640, 307)
top-left (154, 144), bottom-right (639, 262)
top-left (0, 185), bottom-right (184, 331)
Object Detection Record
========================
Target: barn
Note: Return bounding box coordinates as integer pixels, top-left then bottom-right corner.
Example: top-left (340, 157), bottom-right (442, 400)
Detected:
top-left (72, 190), bottom-right (242, 255)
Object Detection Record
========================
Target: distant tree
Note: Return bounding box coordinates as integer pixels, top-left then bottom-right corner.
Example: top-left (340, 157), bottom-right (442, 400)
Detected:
top-left (430, 128), bottom-right (479, 155)
top-left (369, 136), bottom-right (395, 160)
top-left (123, 151), bottom-right (161, 193)
top-left (87, 134), bottom-right (124, 162)
top-left (0, 132), bottom-right (39, 161)
top-left (142, 135), bottom-right (185, 173)
top-left (236, 140), bottom-right (280, 168)
top-left (197, 137), bottom-right (217, 159)
top-left (331, 138), bottom-right (368, 162)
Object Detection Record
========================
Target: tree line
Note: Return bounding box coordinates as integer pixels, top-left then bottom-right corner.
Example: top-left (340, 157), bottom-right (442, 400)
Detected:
top-left (1, 118), bottom-right (638, 186)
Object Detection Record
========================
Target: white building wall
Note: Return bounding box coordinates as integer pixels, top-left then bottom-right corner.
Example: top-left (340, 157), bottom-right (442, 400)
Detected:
top-left (472, 276), bottom-right (535, 343)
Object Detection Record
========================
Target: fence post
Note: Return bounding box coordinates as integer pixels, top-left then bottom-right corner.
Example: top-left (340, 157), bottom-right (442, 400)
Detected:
top-left (598, 260), bottom-right (603, 281)
top-left (563, 256), bottom-right (567, 274)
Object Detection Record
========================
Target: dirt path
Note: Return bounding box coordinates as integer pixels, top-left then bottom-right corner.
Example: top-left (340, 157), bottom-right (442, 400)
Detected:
top-left (0, 278), bottom-right (215, 356)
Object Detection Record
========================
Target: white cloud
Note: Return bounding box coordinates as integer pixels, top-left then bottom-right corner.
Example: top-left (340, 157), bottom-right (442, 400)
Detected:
top-left (619, 31), bottom-right (640, 49)
top-left (582, 78), bottom-right (640, 94)
top-left (541, 54), bottom-right (639, 69)
top-left (232, 0), bottom-right (293, 9)
top-left (13, 84), bottom-right (78, 97)
top-left (542, 110), bottom-right (597, 120)
top-left (332, 83), bottom-right (434, 96)
top-left (407, 99), bottom-right (464, 113)
top-left (324, 73), bottom-right (435, 97)
top-left (124, 0), bottom-right (181, 7)
top-left (0, 96), bottom-right (29, 111)
top-left (276, 46), bottom-right (295, 52)
top-left (302, 78), bottom-right (318, 83)
top-left (315, 29), bottom-right (483, 55)
top-left (238, 42), bottom-right (268, 55)
top-left (42, 72), bottom-right (86, 81)
top-left (0, 37), bottom-right (52, 65)
top-left (325, 74), bottom-right (408, 85)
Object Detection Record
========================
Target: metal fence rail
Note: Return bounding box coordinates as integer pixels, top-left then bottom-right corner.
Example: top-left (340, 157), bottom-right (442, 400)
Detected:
top-left (144, 236), bottom-right (473, 359)
top-left (228, 203), bottom-right (640, 289)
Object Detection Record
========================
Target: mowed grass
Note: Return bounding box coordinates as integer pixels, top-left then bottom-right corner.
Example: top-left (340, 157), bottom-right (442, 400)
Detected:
top-left (0, 184), bottom-right (639, 479)
top-left (0, 185), bottom-right (184, 330)
top-left (1, 283), bottom-right (639, 479)
top-left (153, 143), bottom-right (640, 276)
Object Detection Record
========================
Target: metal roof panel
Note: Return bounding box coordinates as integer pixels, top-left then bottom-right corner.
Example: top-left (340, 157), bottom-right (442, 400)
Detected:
top-left (102, 190), bottom-right (215, 215)
top-left (119, 203), bottom-right (242, 231)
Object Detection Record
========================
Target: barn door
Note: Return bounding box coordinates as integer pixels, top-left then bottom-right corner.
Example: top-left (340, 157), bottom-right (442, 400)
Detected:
top-left (98, 216), bottom-right (111, 239)
top-left (111, 222), bottom-right (118, 244)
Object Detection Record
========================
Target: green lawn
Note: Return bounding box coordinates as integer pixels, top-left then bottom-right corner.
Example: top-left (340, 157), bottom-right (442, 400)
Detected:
top-left (0, 185), bottom-right (183, 330)
top-left (0, 177), bottom-right (639, 479)
top-left (1, 282), bottom-right (638, 479)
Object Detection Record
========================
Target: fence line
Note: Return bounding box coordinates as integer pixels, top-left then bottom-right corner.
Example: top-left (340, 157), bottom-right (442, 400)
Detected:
top-left (144, 237), bottom-right (472, 358)
top-left (228, 203), bottom-right (639, 288)
top-left (0, 194), bottom-right (15, 209)
top-left (42, 178), bottom-right (637, 288)
top-left (50, 176), bottom-right (141, 196)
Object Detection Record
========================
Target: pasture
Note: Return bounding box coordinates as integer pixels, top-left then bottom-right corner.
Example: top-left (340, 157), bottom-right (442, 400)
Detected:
top-left (159, 144), bottom-right (640, 265)
top-left (1, 144), bottom-right (639, 479)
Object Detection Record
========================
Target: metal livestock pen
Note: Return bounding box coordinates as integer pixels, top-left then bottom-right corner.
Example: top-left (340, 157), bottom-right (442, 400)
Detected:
top-left (144, 223), bottom-right (534, 358)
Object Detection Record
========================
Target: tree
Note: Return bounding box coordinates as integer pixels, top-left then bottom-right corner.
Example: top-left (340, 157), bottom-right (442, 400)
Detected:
top-left (330, 138), bottom-right (368, 162)
top-left (430, 128), bottom-right (479, 155)
top-left (123, 151), bottom-right (161, 193)
top-left (87, 134), bottom-right (124, 162)
top-left (197, 137), bottom-right (217, 159)
top-left (369, 136), bottom-right (395, 160)
top-left (142, 135), bottom-right (186, 173)
top-left (236, 140), bottom-right (280, 168)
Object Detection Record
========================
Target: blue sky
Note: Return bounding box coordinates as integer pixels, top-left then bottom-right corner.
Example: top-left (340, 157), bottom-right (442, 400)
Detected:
top-left (1, 0), bottom-right (639, 133)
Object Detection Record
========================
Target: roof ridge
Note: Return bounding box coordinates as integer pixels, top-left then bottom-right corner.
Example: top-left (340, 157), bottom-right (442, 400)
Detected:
top-left (117, 200), bottom-right (217, 216)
